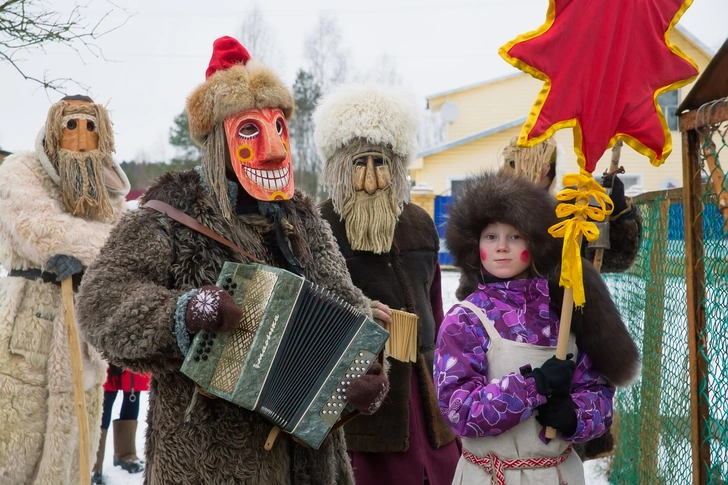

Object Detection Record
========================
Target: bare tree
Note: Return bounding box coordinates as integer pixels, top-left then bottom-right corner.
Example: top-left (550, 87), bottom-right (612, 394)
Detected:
top-left (0, 0), bottom-right (131, 93)
top-left (304, 13), bottom-right (348, 95)
top-left (237, 4), bottom-right (284, 73)
top-left (355, 53), bottom-right (403, 86)
top-left (417, 110), bottom-right (446, 152)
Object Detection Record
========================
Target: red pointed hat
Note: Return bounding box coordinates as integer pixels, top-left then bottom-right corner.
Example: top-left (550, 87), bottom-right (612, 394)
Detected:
top-left (205, 36), bottom-right (251, 79)
top-left (186, 36), bottom-right (294, 146)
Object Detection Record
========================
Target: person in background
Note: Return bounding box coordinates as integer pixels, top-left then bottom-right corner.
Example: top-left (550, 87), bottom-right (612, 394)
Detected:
top-left (92, 366), bottom-right (150, 484)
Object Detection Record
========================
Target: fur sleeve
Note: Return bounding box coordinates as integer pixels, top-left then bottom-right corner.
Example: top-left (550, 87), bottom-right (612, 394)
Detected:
top-left (296, 198), bottom-right (371, 318)
top-left (76, 208), bottom-right (188, 375)
top-left (549, 259), bottom-right (641, 387)
top-left (0, 153), bottom-right (119, 268)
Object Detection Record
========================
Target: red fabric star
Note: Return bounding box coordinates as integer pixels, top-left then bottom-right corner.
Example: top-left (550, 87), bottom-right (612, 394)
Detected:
top-left (499, 0), bottom-right (699, 172)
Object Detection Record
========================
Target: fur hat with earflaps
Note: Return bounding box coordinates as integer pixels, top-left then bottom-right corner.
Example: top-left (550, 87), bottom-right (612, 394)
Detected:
top-left (186, 36), bottom-right (294, 147)
top-left (446, 171), bottom-right (562, 280)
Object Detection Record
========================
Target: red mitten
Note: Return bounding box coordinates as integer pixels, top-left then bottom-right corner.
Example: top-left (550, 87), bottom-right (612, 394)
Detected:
top-left (347, 363), bottom-right (389, 415)
top-left (185, 285), bottom-right (242, 333)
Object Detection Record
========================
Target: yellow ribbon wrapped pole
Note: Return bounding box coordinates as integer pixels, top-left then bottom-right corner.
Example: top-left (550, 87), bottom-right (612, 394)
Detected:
top-left (544, 169), bottom-right (613, 439)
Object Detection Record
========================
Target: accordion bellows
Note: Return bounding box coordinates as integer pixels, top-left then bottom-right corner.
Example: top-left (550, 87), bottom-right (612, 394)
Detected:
top-left (181, 263), bottom-right (389, 449)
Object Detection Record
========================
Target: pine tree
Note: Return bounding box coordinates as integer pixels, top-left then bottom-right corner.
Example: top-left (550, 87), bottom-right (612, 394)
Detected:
top-left (169, 111), bottom-right (200, 164)
top-left (289, 69), bottom-right (323, 200)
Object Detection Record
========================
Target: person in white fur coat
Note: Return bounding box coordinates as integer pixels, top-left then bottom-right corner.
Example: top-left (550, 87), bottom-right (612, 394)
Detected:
top-left (0, 95), bottom-right (130, 485)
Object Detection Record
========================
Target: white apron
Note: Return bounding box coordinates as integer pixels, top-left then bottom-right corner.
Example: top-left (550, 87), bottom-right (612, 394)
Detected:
top-left (451, 300), bottom-right (585, 485)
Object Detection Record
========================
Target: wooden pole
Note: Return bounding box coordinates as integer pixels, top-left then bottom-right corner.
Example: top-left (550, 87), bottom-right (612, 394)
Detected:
top-left (681, 129), bottom-right (711, 485)
top-left (637, 199), bottom-right (670, 483)
top-left (545, 192), bottom-right (588, 440)
top-left (593, 140), bottom-right (625, 271)
top-left (699, 136), bottom-right (728, 231)
top-left (61, 278), bottom-right (91, 485)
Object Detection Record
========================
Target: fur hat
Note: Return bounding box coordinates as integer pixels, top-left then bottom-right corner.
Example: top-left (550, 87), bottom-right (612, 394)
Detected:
top-left (313, 84), bottom-right (422, 164)
top-left (445, 171), bottom-right (562, 279)
top-left (186, 36), bottom-right (294, 146)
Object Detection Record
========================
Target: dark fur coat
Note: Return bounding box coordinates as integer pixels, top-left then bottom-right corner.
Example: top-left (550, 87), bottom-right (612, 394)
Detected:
top-left (445, 172), bottom-right (640, 388)
top-left (76, 169), bottom-right (368, 485)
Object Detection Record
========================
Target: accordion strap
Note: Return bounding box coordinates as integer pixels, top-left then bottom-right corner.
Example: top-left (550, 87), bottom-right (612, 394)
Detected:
top-left (143, 199), bottom-right (264, 265)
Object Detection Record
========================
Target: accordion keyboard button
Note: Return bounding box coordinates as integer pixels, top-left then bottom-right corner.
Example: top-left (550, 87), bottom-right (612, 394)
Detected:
top-left (211, 333), bottom-right (217, 338)
top-left (202, 334), bottom-right (208, 339)
top-left (207, 340), bottom-right (214, 346)
top-left (202, 355), bottom-right (208, 361)
top-left (194, 356), bottom-right (200, 361)
top-left (226, 277), bottom-right (232, 283)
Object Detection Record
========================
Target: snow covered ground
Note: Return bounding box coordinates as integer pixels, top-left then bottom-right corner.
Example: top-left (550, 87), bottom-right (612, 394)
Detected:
top-left (94, 269), bottom-right (612, 485)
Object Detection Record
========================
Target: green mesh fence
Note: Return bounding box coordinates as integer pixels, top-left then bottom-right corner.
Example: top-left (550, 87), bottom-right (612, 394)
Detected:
top-left (603, 109), bottom-right (728, 484)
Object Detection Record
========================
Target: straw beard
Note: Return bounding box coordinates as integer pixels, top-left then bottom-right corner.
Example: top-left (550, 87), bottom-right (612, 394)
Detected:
top-left (55, 148), bottom-right (115, 221)
top-left (341, 188), bottom-right (401, 254)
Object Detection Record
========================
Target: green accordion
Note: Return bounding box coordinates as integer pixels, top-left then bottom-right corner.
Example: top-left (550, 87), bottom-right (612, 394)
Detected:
top-left (181, 262), bottom-right (389, 449)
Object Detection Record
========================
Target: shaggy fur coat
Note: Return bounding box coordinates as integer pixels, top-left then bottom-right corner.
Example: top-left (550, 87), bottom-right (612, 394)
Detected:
top-left (0, 140), bottom-right (129, 484)
top-left (76, 169), bottom-right (370, 485)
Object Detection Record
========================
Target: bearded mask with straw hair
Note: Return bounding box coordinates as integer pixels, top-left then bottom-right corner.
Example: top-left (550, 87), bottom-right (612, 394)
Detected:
top-left (322, 139), bottom-right (410, 254)
top-left (43, 98), bottom-right (117, 221)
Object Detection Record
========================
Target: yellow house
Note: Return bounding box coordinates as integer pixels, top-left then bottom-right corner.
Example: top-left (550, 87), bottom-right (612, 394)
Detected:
top-left (410, 25), bottom-right (716, 196)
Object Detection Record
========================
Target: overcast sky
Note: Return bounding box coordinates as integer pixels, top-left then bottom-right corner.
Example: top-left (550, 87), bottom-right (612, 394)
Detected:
top-left (1, 0), bottom-right (726, 162)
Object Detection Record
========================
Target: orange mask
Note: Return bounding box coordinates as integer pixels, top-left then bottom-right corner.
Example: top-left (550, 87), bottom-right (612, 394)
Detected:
top-left (224, 108), bottom-right (293, 201)
top-left (59, 100), bottom-right (99, 152)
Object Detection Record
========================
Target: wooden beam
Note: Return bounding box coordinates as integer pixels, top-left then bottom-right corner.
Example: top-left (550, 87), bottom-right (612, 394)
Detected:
top-left (682, 129), bottom-right (711, 485)
top-left (638, 199), bottom-right (671, 483)
top-left (679, 99), bottom-right (728, 132)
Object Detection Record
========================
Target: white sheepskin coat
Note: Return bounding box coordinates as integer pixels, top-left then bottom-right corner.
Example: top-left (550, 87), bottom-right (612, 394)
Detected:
top-left (0, 133), bottom-right (129, 485)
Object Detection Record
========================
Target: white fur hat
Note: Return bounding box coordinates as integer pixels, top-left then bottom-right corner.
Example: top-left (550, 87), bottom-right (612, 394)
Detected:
top-left (313, 84), bottom-right (422, 164)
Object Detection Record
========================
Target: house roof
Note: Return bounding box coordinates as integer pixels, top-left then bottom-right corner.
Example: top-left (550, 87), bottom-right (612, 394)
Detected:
top-left (674, 24), bottom-right (717, 58)
top-left (0, 149), bottom-right (11, 156)
top-left (678, 37), bottom-right (728, 112)
top-left (417, 115), bottom-right (527, 158)
top-left (426, 73), bottom-right (524, 101)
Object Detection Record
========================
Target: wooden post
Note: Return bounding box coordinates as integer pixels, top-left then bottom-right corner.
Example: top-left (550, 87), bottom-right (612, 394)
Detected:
top-left (61, 278), bottom-right (91, 485)
top-left (637, 199), bottom-right (671, 483)
top-left (681, 128), bottom-right (711, 485)
top-left (593, 140), bottom-right (625, 271)
top-left (699, 136), bottom-right (728, 231)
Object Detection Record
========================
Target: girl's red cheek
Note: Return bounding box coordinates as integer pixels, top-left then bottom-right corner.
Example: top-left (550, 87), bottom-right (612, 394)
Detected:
top-left (520, 250), bottom-right (530, 262)
top-left (480, 248), bottom-right (487, 261)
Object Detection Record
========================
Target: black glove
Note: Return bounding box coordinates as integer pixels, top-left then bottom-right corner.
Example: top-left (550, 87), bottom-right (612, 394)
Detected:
top-left (46, 254), bottom-right (83, 281)
top-left (529, 354), bottom-right (575, 398)
top-left (601, 172), bottom-right (627, 216)
top-left (536, 394), bottom-right (578, 437)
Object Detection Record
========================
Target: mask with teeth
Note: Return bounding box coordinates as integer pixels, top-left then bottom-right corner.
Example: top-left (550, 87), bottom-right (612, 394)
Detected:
top-left (223, 107), bottom-right (294, 201)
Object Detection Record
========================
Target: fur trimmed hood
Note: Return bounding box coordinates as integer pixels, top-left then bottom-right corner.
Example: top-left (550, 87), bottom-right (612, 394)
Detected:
top-left (186, 60), bottom-right (294, 146)
top-left (313, 84), bottom-right (422, 163)
top-left (445, 171), bottom-right (562, 279)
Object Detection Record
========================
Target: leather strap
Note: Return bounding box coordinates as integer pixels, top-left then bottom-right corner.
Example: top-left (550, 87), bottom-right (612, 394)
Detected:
top-left (142, 199), bottom-right (264, 265)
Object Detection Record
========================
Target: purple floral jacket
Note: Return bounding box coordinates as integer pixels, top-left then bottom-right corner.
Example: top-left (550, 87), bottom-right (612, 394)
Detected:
top-left (434, 277), bottom-right (614, 443)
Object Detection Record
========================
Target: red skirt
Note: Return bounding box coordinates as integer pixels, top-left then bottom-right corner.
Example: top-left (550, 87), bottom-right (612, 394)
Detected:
top-left (103, 366), bottom-right (150, 393)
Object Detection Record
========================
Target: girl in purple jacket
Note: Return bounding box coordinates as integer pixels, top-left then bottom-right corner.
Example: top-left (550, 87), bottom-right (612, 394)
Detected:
top-left (434, 172), bottom-right (639, 484)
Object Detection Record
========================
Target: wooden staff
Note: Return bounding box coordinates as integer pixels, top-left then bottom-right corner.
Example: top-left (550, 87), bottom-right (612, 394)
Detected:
top-left (700, 135), bottom-right (728, 230)
top-left (61, 278), bottom-right (91, 485)
top-left (593, 140), bottom-right (625, 271)
top-left (546, 190), bottom-right (589, 440)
